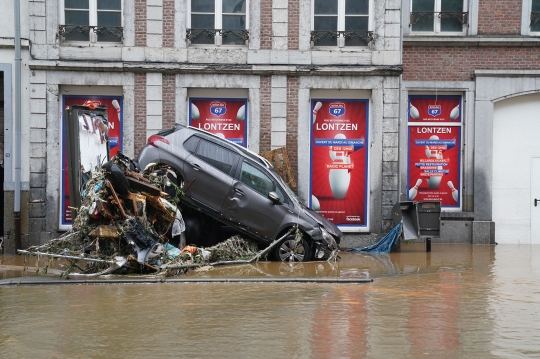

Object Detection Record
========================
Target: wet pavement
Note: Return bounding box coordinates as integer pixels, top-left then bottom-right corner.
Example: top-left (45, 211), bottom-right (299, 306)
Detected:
top-left (1, 243), bottom-right (540, 358)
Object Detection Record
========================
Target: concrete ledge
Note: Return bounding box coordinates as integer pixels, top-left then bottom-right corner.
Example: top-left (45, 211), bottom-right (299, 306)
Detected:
top-left (0, 277), bottom-right (373, 286)
top-left (472, 221), bottom-right (496, 244)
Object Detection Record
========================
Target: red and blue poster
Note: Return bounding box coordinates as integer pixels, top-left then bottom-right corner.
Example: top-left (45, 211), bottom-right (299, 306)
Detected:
top-left (409, 95), bottom-right (461, 123)
top-left (60, 95), bottom-right (123, 227)
top-left (189, 98), bottom-right (247, 147)
top-left (407, 95), bottom-right (462, 208)
top-left (310, 99), bottom-right (369, 229)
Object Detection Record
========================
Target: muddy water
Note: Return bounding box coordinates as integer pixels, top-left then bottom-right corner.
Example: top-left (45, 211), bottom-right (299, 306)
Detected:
top-left (1, 244), bottom-right (540, 358)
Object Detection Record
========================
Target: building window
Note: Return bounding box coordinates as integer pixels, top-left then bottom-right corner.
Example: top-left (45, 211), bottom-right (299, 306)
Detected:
top-left (311, 0), bottom-right (373, 47)
top-left (410, 0), bottom-right (468, 34)
top-left (59, 0), bottom-right (123, 43)
top-left (531, 0), bottom-right (540, 32)
top-left (187, 0), bottom-right (249, 46)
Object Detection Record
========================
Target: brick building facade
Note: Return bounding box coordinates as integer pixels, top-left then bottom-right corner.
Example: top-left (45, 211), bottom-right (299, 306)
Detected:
top-left (1, 0), bottom-right (402, 252)
top-left (402, 0), bottom-right (540, 244)
top-left (2, 0), bottom-right (538, 252)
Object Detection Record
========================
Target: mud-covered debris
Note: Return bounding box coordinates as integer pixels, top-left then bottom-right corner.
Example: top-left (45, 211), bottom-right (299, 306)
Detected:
top-left (18, 152), bottom-right (272, 278)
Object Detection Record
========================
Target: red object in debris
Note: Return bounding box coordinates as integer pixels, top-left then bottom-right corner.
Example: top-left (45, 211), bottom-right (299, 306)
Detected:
top-left (91, 203), bottom-right (101, 219)
top-left (82, 100), bottom-right (101, 110)
top-left (181, 245), bottom-right (197, 255)
top-left (147, 135), bottom-right (170, 147)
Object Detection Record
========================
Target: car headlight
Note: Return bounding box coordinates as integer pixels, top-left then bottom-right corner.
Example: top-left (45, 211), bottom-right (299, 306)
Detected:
top-left (320, 227), bottom-right (330, 241)
top-left (320, 226), bottom-right (337, 250)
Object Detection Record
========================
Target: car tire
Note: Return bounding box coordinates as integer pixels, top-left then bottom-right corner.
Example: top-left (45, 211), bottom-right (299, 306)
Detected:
top-left (273, 233), bottom-right (313, 262)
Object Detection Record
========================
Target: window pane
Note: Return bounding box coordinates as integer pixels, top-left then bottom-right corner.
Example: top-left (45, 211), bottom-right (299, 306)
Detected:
top-left (184, 136), bottom-right (200, 153)
top-left (345, 16), bottom-right (368, 31)
top-left (223, 0), bottom-right (246, 14)
top-left (314, 16), bottom-right (338, 30)
top-left (191, 14), bottom-right (215, 28)
top-left (191, 0), bottom-right (215, 13)
top-left (345, 16), bottom-right (368, 46)
top-left (97, 12), bottom-right (122, 42)
top-left (441, 17), bottom-right (462, 32)
top-left (533, 0), bottom-right (540, 32)
top-left (240, 162), bottom-right (275, 196)
top-left (222, 15), bottom-right (246, 44)
top-left (65, 10), bottom-right (89, 25)
top-left (223, 14), bottom-right (245, 29)
top-left (441, 0), bottom-right (463, 12)
top-left (65, 9), bottom-right (89, 41)
top-left (196, 140), bottom-right (239, 176)
top-left (65, 0), bottom-right (88, 9)
top-left (98, 12), bottom-right (121, 27)
top-left (314, 0), bottom-right (337, 15)
top-left (412, 0), bottom-right (434, 11)
top-left (313, 16), bottom-right (338, 46)
top-left (97, 0), bottom-right (121, 10)
top-left (345, 0), bottom-right (369, 15)
top-left (411, 14), bottom-right (434, 31)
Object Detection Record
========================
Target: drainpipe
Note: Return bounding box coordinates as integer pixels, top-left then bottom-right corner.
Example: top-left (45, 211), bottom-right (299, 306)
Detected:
top-left (14, 0), bottom-right (21, 250)
top-left (397, 0), bottom-right (405, 203)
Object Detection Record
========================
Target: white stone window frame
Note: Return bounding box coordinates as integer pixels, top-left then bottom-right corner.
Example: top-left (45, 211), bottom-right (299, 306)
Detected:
top-left (522, 0), bottom-right (540, 35)
top-left (187, 0), bottom-right (250, 46)
top-left (58, 0), bottom-right (123, 44)
top-left (409, 0), bottom-right (469, 36)
top-left (311, 0), bottom-right (374, 48)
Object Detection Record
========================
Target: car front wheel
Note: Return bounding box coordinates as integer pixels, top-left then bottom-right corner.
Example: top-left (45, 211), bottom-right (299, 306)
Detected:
top-left (273, 234), bottom-right (313, 262)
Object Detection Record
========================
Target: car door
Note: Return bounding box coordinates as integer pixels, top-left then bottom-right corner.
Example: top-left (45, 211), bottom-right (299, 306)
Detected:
top-left (221, 160), bottom-right (293, 240)
top-left (182, 138), bottom-right (240, 213)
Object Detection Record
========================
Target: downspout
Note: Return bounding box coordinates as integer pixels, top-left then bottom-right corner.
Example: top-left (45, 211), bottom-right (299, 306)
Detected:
top-left (14, 0), bottom-right (21, 250)
top-left (397, 0), bottom-right (405, 203)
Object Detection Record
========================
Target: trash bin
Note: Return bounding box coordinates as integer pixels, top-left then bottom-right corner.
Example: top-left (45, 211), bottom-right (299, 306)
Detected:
top-left (392, 201), bottom-right (441, 252)
top-left (416, 201), bottom-right (441, 237)
top-left (392, 201), bottom-right (419, 241)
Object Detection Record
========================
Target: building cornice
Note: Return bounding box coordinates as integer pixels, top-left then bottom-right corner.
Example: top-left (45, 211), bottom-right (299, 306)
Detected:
top-left (28, 60), bottom-right (403, 76)
top-left (404, 35), bottom-right (540, 47)
top-left (474, 69), bottom-right (540, 77)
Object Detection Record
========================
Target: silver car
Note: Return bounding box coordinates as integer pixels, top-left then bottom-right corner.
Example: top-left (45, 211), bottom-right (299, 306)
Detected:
top-left (137, 124), bottom-right (342, 262)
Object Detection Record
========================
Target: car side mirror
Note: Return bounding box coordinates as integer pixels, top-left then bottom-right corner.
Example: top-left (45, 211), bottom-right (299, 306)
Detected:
top-left (268, 191), bottom-right (281, 204)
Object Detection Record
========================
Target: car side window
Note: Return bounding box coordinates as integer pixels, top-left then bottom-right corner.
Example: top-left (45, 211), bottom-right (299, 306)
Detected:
top-left (240, 161), bottom-right (285, 202)
top-left (194, 139), bottom-right (239, 176)
top-left (183, 135), bottom-right (200, 153)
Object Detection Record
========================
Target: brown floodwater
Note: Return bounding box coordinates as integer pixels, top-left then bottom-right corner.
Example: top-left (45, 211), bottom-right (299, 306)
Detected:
top-left (1, 243), bottom-right (540, 358)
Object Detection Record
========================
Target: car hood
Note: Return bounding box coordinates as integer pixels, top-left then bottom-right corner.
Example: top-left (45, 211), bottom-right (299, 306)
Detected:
top-left (300, 204), bottom-right (343, 238)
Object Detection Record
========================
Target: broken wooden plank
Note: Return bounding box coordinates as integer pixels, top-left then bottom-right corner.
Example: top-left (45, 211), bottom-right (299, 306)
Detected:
top-left (261, 147), bottom-right (297, 189)
top-left (106, 181), bottom-right (128, 218)
top-left (125, 192), bottom-right (146, 217)
top-left (88, 225), bottom-right (119, 239)
top-left (126, 177), bottom-right (162, 196)
top-left (96, 199), bottom-right (117, 220)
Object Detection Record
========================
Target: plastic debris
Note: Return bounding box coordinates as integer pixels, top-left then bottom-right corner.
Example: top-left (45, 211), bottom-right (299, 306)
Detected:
top-left (347, 223), bottom-right (403, 254)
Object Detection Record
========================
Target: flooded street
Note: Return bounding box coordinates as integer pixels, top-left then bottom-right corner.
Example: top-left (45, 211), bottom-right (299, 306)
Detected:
top-left (1, 244), bottom-right (540, 358)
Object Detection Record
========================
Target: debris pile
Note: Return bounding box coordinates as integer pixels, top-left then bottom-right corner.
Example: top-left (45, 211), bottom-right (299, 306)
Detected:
top-left (19, 152), bottom-right (273, 277)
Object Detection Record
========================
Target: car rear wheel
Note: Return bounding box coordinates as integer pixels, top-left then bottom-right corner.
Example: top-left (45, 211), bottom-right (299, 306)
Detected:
top-left (273, 233), bottom-right (313, 262)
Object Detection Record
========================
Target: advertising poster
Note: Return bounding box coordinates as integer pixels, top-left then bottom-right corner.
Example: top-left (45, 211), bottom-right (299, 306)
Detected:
top-left (407, 125), bottom-right (461, 207)
top-left (408, 95), bottom-right (462, 123)
top-left (407, 95), bottom-right (462, 208)
top-left (189, 98), bottom-right (247, 147)
top-left (310, 99), bottom-right (369, 229)
top-left (60, 95), bottom-right (123, 227)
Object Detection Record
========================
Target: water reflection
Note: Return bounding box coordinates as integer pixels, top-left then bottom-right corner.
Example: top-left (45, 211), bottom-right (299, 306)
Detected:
top-left (1, 244), bottom-right (540, 358)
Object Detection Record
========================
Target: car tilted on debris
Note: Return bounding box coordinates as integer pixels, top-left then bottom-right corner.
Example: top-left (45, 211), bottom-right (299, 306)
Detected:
top-left (137, 124), bottom-right (342, 262)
